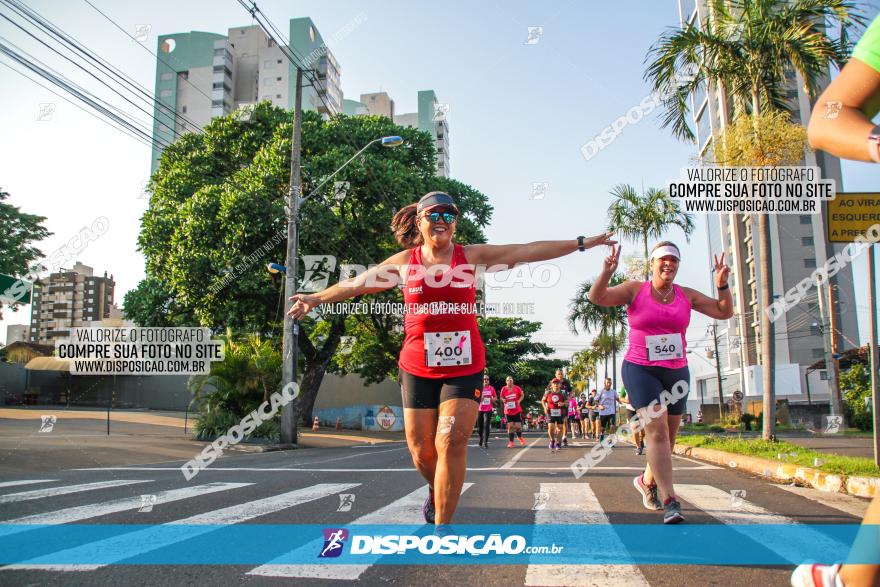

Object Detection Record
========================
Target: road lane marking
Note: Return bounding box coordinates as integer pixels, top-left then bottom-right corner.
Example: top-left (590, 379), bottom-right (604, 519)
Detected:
top-left (73, 465), bottom-right (717, 472)
top-left (0, 482), bottom-right (251, 537)
top-left (772, 484), bottom-right (870, 518)
top-left (500, 437), bottom-right (543, 469)
top-left (0, 480), bottom-right (56, 490)
top-left (248, 483), bottom-right (474, 580)
top-left (525, 482), bottom-right (649, 587)
top-left (0, 480), bottom-right (152, 504)
top-left (2, 483), bottom-right (360, 571)
top-left (675, 484), bottom-right (849, 564)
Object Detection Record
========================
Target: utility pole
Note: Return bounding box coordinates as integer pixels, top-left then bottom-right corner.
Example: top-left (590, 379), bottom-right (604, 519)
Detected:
top-left (280, 67), bottom-right (303, 445)
top-left (712, 323), bottom-right (724, 421)
top-left (817, 281), bottom-right (845, 425)
top-left (827, 282), bottom-right (843, 418)
top-left (868, 244), bottom-right (879, 468)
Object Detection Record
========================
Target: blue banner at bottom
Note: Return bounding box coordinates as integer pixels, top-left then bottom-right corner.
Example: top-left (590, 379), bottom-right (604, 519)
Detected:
top-left (0, 524), bottom-right (878, 565)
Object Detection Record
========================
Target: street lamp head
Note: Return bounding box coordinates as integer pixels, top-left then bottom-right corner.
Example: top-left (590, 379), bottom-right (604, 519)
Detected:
top-left (380, 136), bottom-right (404, 147)
top-left (267, 263), bottom-right (287, 274)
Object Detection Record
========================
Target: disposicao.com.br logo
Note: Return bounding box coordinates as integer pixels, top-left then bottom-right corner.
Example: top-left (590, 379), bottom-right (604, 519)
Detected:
top-left (318, 529), bottom-right (562, 557)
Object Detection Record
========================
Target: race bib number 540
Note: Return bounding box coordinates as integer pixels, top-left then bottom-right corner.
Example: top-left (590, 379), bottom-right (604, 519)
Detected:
top-left (424, 331), bottom-right (472, 367)
top-left (645, 333), bottom-right (684, 362)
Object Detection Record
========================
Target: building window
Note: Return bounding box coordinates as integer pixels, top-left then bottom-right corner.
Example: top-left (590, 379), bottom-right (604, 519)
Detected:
top-left (277, 59), bottom-right (282, 64)
top-left (804, 258), bottom-right (816, 268)
top-left (276, 94), bottom-right (281, 99)
top-left (810, 323), bottom-right (820, 335)
top-left (160, 72), bottom-right (173, 81)
top-left (799, 215), bottom-right (811, 225)
top-left (276, 76), bottom-right (282, 81)
top-left (159, 89), bottom-right (172, 98)
top-left (819, 370), bottom-right (829, 380)
top-left (802, 236), bottom-right (814, 246)
top-left (181, 105), bottom-right (187, 114)
top-left (309, 26), bottom-right (316, 42)
top-left (263, 60), bottom-right (272, 68)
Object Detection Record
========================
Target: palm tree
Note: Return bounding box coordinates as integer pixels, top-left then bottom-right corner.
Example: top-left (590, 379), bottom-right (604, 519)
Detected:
top-left (569, 274), bottom-right (628, 387)
top-left (644, 0), bottom-right (865, 441)
top-left (607, 184), bottom-right (695, 279)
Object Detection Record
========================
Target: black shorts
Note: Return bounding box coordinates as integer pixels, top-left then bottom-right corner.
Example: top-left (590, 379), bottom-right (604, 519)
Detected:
top-left (599, 414), bottom-right (614, 427)
top-left (621, 360), bottom-right (690, 416)
top-left (506, 413), bottom-right (522, 423)
top-left (588, 411), bottom-right (598, 421)
top-left (548, 415), bottom-right (565, 424)
top-left (398, 368), bottom-right (482, 409)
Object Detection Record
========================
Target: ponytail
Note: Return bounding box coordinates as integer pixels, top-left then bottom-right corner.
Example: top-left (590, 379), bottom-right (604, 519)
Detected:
top-left (391, 203), bottom-right (422, 248)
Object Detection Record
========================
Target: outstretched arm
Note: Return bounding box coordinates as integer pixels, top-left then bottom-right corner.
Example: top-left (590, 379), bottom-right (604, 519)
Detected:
top-left (808, 57), bottom-right (880, 163)
top-left (286, 249), bottom-right (409, 320)
top-left (464, 232), bottom-right (616, 269)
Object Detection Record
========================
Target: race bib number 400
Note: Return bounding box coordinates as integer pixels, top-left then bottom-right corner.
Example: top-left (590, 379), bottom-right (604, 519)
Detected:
top-left (424, 331), bottom-right (472, 367)
top-left (645, 333), bottom-right (684, 362)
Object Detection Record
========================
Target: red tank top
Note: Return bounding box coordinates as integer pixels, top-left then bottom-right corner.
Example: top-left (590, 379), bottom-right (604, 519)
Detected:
top-left (398, 243), bottom-right (486, 378)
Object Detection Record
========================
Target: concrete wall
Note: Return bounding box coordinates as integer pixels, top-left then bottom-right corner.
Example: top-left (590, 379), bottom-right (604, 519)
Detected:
top-left (312, 372), bottom-right (401, 430)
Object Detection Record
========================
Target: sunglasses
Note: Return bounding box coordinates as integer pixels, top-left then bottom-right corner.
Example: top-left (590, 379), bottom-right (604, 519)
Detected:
top-left (422, 211), bottom-right (458, 224)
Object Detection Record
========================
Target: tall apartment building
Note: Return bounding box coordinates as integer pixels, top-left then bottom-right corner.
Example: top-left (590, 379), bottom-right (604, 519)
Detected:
top-left (151, 17), bottom-right (341, 172)
top-left (344, 89), bottom-right (451, 177)
top-left (678, 0), bottom-right (860, 407)
top-left (29, 262), bottom-right (115, 345)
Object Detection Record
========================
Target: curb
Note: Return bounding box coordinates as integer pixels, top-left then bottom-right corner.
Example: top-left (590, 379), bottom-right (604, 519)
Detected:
top-left (673, 444), bottom-right (878, 499)
top-left (226, 443), bottom-right (297, 453)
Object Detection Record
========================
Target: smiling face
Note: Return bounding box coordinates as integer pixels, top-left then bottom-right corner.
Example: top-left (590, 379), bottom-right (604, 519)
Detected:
top-left (652, 254), bottom-right (680, 285)
top-left (418, 206), bottom-right (456, 247)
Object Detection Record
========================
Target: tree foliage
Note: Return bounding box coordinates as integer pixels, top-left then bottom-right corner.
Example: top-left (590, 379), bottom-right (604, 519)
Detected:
top-left (0, 188), bottom-right (51, 315)
top-left (713, 110), bottom-right (809, 166)
top-left (130, 102), bottom-right (492, 424)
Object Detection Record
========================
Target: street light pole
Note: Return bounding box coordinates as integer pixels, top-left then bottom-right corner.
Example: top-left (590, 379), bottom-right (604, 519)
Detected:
top-left (280, 67), bottom-right (304, 445)
top-left (712, 322), bottom-right (724, 421)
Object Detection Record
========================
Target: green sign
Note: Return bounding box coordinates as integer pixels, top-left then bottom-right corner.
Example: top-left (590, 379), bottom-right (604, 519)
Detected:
top-left (0, 273), bottom-right (32, 305)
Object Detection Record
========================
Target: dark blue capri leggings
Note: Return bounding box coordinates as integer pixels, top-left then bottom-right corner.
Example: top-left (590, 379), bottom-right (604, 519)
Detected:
top-left (621, 360), bottom-right (690, 416)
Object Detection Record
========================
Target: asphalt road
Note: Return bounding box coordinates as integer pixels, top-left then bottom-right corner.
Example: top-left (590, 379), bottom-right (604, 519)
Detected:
top-left (0, 429), bottom-right (872, 586)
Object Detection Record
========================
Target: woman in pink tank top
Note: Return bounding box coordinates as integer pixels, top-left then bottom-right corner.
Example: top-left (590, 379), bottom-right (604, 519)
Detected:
top-left (588, 241), bottom-right (733, 524)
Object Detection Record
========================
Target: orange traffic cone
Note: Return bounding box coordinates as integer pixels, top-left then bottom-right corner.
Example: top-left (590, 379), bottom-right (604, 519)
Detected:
top-left (336, 417), bottom-right (342, 430)
top-left (312, 416), bottom-right (320, 431)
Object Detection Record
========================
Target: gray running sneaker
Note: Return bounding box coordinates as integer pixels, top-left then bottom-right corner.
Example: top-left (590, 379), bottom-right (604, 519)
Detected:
top-left (632, 475), bottom-right (662, 511)
top-left (663, 497), bottom-right (684, 524)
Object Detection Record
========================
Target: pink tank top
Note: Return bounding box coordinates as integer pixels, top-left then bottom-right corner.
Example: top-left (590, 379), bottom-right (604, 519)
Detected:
top-left (624, 281), bottom-right (691, 369)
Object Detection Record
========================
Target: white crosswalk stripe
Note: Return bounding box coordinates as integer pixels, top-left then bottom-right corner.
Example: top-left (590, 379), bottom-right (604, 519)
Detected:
top-left (0, 482), bottom-right (252, 539)
top-left (0, 480), bottom-right (152, 504)
top-left (0, 480), bottom-right (56, 490)
top-left (524, 483), bottom-right (650, 587)
top-left (675, 484), bottom-right (850, 564)
top-left (2, 483), bottom-right (359, 571)
top-left (247, 483), bottom-right (474, 580)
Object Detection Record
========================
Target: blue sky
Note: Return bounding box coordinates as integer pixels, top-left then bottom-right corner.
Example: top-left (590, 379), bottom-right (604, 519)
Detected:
top-left (1, 0), bottom-right (878, 381)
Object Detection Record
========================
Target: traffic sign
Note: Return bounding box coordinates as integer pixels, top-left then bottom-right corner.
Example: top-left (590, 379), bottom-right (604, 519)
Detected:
top-left (0, 273), bottom-right (32, 305)
top-left (827, 192), bottom-right (880, 243)
top-left (732, 390), bottom-right (744, 402)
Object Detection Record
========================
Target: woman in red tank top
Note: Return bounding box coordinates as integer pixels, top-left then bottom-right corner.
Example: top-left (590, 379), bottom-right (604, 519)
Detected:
top-left (288, 191), bottom-right (616, 525)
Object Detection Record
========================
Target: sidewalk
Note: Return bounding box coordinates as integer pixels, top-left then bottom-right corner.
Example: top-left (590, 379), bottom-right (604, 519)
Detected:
top-left (0, 406), bottom-right (405, 444)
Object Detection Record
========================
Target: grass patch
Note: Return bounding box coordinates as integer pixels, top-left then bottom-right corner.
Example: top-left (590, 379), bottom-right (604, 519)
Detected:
top-left (676, 435), bottom-right (880, 478)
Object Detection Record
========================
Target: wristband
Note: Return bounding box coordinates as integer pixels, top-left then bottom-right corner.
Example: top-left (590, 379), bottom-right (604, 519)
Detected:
top-left (577, 236), bottom-right (585, 252)
top-left (717, 283), bottom-right (729, 291)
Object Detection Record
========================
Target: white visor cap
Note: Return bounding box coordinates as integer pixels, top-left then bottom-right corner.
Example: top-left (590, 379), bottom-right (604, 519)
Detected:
top-left (651, 245), bottom-right (681, 261)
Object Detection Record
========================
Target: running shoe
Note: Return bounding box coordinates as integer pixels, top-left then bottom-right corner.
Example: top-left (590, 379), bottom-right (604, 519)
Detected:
top-left (562, 438), bottom-right (568, 447)
top-left (636, 446), bottom-right (644, 455)
top-left (633, 475), bottom-right (662, 511)
top-left (790, 563), bottom-right (843, 587)
top-left (518, 436), bottom-right (527, 446)
top-left (423, 486), bottom-right (435, 524)
top-left (507, 441), bottom-right (514, 448)
top-left (549, 441), bottom-right (555, 451)
top-left (663, 496), bottom-right (684, 524)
